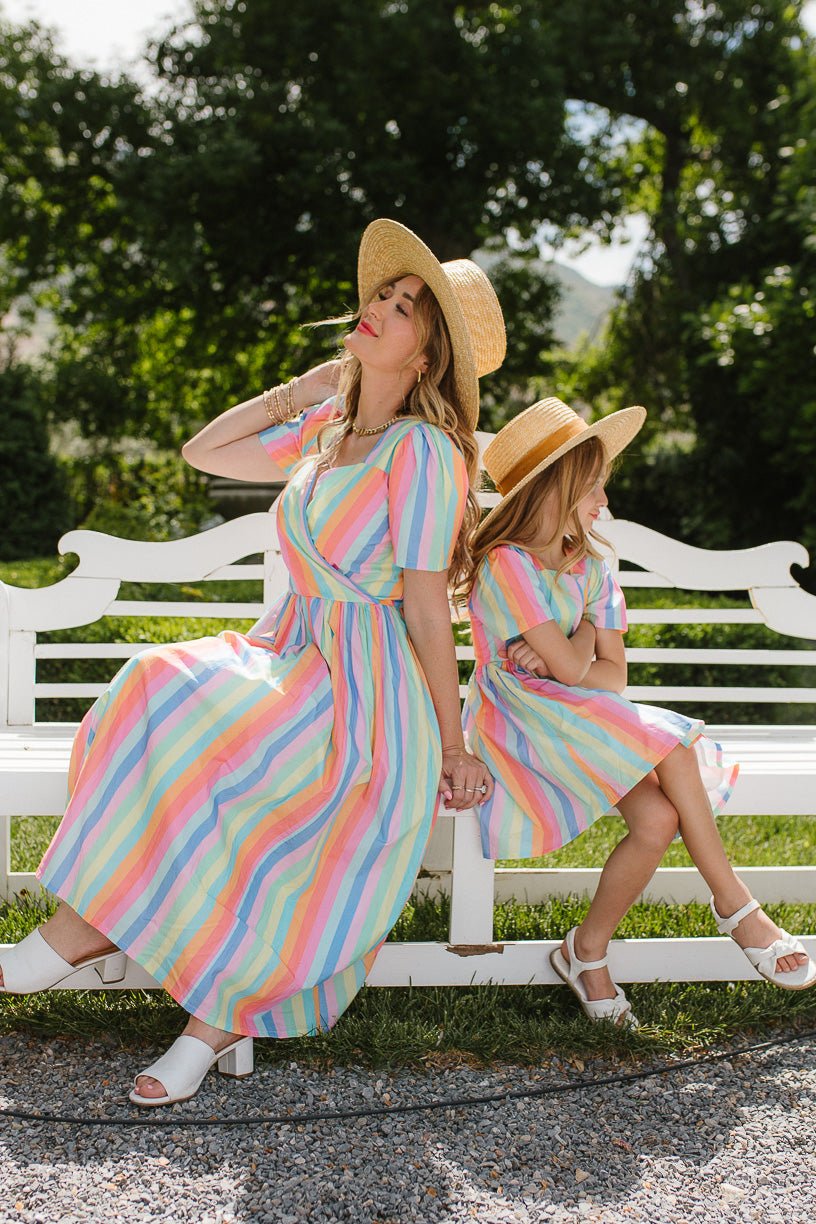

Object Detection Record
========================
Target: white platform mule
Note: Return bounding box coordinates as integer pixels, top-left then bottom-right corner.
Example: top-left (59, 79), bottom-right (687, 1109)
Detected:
top-left (0, 928), bottom-right (127, 993)
top-left (129, 1034), bottom-right (255, 1107)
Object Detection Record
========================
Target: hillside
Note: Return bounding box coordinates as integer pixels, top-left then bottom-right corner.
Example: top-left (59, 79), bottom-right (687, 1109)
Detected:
top-left (548, 262), bottom-right (618, 348)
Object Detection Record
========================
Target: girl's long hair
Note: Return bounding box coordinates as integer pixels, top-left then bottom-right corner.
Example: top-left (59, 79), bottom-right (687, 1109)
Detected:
top-left (459, 435), bottom-right (612, 603)
top-left (316, 274), bottom-right (481, 592)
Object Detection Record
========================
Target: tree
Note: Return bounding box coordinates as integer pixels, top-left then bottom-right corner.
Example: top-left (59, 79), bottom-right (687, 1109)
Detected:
top-left (561, 2), bottom-right (816, 575)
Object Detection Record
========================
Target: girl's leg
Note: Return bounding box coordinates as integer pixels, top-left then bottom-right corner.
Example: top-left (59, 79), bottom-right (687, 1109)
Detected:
top-left (561, 772), bottom-right (679, 1001)
top-left (0, 901), bottom-right (117, 989)
top-left (654, 744), bottom-right (806, 974)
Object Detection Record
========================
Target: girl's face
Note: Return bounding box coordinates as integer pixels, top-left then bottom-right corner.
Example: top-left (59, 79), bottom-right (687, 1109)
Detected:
top-left (574, 473), bottom-right (609, 533)
top-left (534, 466), bottom-right (608, 547)
top-left (343, 274), bottom-right (428, 377)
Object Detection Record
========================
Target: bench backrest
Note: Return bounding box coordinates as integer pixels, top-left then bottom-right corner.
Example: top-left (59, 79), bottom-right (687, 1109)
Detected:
top-left (1, 437), bottom-right (815, 728)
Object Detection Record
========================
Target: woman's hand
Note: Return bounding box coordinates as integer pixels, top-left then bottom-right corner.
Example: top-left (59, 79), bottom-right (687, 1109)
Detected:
top-left (295, 359), bottom-right (342, 408)
top-left (506, 638), bottom-right (550, 677)
top-left (439, 747), bottom-right (494, 811)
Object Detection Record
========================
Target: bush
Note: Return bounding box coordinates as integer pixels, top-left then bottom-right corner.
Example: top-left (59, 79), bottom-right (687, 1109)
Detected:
top-left (0, 365), bottom-right (73, 559)
top-left (64, 448), bottom-right (219, 542)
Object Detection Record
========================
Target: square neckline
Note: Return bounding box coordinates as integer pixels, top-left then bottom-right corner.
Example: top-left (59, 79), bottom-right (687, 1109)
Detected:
top-left (314, 414), bottom-right (420, 473)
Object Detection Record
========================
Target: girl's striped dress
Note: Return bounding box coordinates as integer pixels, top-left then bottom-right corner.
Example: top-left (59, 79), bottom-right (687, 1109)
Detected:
top-left (38, 399), bottom-right (467, 1038)
top-left (463, 545), bottom-right (738, 860)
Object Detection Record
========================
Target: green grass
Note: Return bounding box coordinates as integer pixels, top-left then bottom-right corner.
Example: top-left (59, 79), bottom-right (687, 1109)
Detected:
top-left (13, 811), bottom-right (816, 875)
top-left (500, 810), bottom-right (816, 869)
top-left (3, 891), bottom-right (816, 1065)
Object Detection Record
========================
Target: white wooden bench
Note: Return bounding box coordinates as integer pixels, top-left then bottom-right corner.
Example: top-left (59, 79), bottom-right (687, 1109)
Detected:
top-left (2, 476), bottom-right (815, 988)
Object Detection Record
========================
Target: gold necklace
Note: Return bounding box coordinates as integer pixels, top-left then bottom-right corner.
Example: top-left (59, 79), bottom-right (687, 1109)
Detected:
top-left (350, 412), bottom-right (403, 437)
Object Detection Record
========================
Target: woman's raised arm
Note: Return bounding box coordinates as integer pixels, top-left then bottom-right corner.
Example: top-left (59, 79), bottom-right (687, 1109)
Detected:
top-left (181, 360), bottom-right (340, 482)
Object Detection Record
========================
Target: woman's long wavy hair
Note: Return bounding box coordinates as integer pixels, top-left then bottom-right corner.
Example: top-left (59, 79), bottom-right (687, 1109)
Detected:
top-left (459, 436), bottom-right (613, 603)
top-left (316, 274), bottom-right (481, 593)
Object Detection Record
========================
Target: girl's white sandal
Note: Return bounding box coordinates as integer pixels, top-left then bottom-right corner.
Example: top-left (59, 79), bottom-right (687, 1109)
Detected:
top-left (709, 897), bottom-right (816, 990)
top-left (129, 1034), bottom-right (255, 1107)
top-left (0, 928), bottom-right (127, 993)
top-left (549, 927), bottom-right (638, 1028)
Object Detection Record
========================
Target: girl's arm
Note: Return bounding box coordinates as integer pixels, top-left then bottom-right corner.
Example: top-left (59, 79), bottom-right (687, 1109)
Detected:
top-left (403, 568), bottom-right (494, 810)
top-left (581, 628), bottom-right (627, 693)
top-left (181, 360), bottom-right (341, 482)
top-left (519, 618), bottom-right (596, 686)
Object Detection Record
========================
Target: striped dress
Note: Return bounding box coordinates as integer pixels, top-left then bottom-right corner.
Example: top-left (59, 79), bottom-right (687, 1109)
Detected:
top-left (38, 399), bottom-right (467, 1038)
top-left (463, 545), bottom-right (738, 860)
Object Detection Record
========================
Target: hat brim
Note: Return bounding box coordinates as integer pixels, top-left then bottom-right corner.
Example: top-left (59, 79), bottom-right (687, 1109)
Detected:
top-left (357, 220), bottom-right (480, 429)
top-left (473, 404), bottom-right (647, 543)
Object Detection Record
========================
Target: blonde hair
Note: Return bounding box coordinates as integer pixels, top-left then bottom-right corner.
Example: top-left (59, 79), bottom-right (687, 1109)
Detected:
top-left (317, 275), bottom-right (481, 592)
top-left (459, 436), bottom-right (613, 603)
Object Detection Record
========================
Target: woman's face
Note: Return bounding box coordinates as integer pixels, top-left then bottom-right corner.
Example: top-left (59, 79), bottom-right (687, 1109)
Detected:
top-left (344, 274), bottom-right (428, 377)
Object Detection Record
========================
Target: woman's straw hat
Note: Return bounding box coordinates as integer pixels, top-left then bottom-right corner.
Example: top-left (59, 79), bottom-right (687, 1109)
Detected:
top-left (474, 396), bottom-right (647, 540)
top-left (357, 219), bottom-right (506, 429)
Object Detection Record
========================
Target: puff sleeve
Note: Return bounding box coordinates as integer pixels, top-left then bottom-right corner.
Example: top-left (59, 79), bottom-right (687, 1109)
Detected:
top-left (584, 558), bottom-right (628, 631)
top-left (470, 546), bottom-right (556, 641)
top-left (257, 397), bottom-right (340, 478)
top-left (387, 424), bottom-right (468, 571)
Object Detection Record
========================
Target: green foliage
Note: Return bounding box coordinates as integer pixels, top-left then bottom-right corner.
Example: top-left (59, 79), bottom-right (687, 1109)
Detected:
top-left (0, 363), bottom-right (72, 558)
top-left (564, 4), bottom-right (816, 588)
top-left (476, 252), bottom-right (562, 428)
top-left (3, 1), bottom-right (816, 569)
top-left (65, 448), bottom-right (217, 541)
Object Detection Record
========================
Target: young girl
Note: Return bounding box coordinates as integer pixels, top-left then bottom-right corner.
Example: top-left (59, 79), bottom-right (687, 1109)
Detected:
top-left (461, 396), bottom-right (816, 1026)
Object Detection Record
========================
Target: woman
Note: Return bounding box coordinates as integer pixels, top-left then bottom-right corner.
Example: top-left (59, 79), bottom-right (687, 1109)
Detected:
top-left (0, 220), bottom-right (506, 1105)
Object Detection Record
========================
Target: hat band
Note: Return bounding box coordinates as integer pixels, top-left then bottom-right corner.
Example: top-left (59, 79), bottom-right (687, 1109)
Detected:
top-left (494, 418), bottom-right (588, 496)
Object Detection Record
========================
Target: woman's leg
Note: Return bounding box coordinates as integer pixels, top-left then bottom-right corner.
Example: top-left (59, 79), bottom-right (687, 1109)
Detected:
top-left (132, 1015), bottom-right (245, 1101)
top-left (561, 772), bottom-right (679, 1001)
top-left (654, 744), bottom-right (806, 974)
top-left (0, 901), bottom-right (117, 989)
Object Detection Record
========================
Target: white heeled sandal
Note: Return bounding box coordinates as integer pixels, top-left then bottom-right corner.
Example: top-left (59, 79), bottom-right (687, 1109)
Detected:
top-left (710, 897), bottom-right (816, 991)
top-left (129, 1034), bottom-right (255, 1107)
top-left (550, 927), bottom-right (638, 1028)
top-left (0, 928), bottom-right (127, 993)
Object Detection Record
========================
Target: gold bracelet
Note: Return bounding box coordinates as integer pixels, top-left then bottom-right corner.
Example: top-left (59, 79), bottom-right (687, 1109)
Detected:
top-left (263, 382), bottom-right (299, 425)
top-left (263, 387), bottom-right (277, 423)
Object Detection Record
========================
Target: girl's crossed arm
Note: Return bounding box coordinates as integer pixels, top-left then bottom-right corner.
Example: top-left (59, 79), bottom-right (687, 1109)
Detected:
top-left (581, 628), bottom-right (627, 693)
top-left (508, 624), bottom-right (627, 693)
top-left (510, 618), bottom-right (596, 686)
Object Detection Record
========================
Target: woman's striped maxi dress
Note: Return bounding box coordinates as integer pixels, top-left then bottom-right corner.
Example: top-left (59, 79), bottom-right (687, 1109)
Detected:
top-left (462, 544), bottom-right (738, 860)
top-left (38, 400), bottom-right (467, 1038)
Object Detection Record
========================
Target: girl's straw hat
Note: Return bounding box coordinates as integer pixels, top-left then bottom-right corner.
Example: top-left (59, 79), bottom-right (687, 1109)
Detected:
top-left (474, 396), bottom-right (647, 539)
top-left (357, 219), bottom-right (506, 429)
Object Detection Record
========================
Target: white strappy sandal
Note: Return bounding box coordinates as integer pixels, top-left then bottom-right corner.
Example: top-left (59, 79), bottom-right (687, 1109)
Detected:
top-left (0, 928), bottom-right (127, 993)
top-left (710, 897), bottom-right (816, 991)
top-left (549, 927), bottom-right (638, 1028)
top-left (129, 1034), bottom-right (255, 1107)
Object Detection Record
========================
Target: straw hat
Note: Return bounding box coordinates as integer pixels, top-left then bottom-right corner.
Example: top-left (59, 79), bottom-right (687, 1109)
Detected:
top-left (357, 219), bottom-right (506, 429)
top-left (474, 396), bottom-right (647, 540)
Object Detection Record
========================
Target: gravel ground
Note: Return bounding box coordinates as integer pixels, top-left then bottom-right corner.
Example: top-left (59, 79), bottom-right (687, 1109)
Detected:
top-left (1, 1030), bottom-right (815, 1223)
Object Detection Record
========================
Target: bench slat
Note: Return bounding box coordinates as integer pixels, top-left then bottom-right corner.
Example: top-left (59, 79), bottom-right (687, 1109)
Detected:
top-left (107, 601), bottom-right (263, 618)
top-left (624, 686), bottom-right (816, 702)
